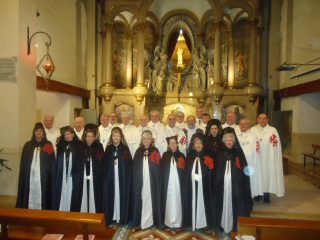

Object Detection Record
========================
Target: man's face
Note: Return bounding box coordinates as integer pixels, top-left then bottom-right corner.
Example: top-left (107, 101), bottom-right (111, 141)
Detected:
top-left (239, 119), bottom-right (250, 132)
top-left (74, 118), bottom-right (84, 131)
top-left (176, 112), bottom-right (185, 123)
top-left (109, 113), bottom-right (117, 124)
top-left (196, 108), bottom-right (204, 118)
top-left (140, 115), bottom-right (149, 127)
top-left (167, 115), bottom-right (176, 128)
top-left (43, 117), bottom-right (54, 129)
top-left (202, 115), bottom-right (210, 124)
top-left (257, 114), bottom-right (269, 127)
top-left (150, 112), bottom-right (159, 123)
top-left (226, 113), bottom-right (236, 125)
top-left (100, 116), bottom-right (109, 127)
top-left (187, 117), bottom-right (196, 128)
top-left (122, 115), bottom-right (131, 125)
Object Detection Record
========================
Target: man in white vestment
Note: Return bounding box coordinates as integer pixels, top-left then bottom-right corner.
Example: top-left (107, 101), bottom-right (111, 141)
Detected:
top-left (120, 113), bottom-right (140, 157)
top-left (222, 112), bottom-right (240, 134)
top-left (137, 114), bottom-right (157, 137)
top-left (98, 113), bottom-right (112, 150)
top-left (165, 114), bottom-right (187, 156)
top-left (201, 113), bottom-right (211, 129)
top-left (147, 110), bottom-right (167, 156)
top-left (74, 116), bottom-right (85, 139)
top-left (251, 113), bottom-right (284, 202)
top-left (237, 118), bottom-right (263, 198)
top-left (43, 115), bottom-right (60, 151)
top-left (195, 107), bottom-right (206, 131)
top-left (185, 115), bottom-right (204, 149)
top-left (175, 111), bottom-right (187, 130)
top-left (109, 112), bottom-right (119, 128)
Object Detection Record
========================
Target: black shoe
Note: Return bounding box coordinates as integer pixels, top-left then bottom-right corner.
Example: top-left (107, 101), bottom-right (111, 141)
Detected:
top-left (254, 196), bottom-right (263, 202)
top-left (263, 192), bottom-right (271, 203)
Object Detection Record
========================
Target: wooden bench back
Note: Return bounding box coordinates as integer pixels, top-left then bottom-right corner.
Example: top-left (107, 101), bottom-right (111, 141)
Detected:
top-left (312, 144), bottom-right (320, 154)
top-left (238, 217), bottom-right (320, 240)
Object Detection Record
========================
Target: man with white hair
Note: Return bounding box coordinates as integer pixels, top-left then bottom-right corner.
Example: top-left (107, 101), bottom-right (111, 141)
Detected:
top-left (147, 110), bottom-right (167, 156)
top-left (120, 113), bottom-right (140, 157)
top-left (137, 114), bottom-right (157, 138)
top-left (237, 117), bottom-right (263, 198)
top-left (165, 114), bottom-right (187, 156)
top-left (185, 115), bottom-right (204, 149)
top-left (98, 113), bottom-right (112, 150)
top-left (222, 112), bottom-right (240, 134)
top-left (195, 106), bottom-right (206, 131)
top-left (74, 116), bottom-right (85, 139)
top-left (175, 111), bottom-right (187, 130)
top-left (43, 114), bottom-right (60, 151)
top-left (250, 113), bottom-right (284, 202)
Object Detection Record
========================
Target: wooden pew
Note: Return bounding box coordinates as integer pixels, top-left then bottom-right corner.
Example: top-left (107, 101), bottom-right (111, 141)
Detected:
top-left (302, 144), bottom-right (320, 167)
top-left (238, 217), bottom-right (320, 240)
top-left (0, 208), bottom-right (115, 240)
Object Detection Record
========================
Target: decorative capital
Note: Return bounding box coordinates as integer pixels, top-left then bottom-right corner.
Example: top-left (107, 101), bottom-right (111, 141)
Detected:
top-left (209, 83), bottom-right (225, 105)
top-left (133, 84), bottom-right (148, 104)
top-left (99, 83), bottom-right (115, 103)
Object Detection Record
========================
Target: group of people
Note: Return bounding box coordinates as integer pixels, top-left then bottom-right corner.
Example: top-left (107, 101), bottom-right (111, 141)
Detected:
top-left (16, 107), bottom-right (284, 236)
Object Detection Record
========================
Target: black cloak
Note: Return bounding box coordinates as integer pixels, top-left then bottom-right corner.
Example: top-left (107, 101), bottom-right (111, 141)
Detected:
top-left (130, 146), bottom-right (162, 228)
top-left (54, 138), bottom-right (85, 211)
top-left (184, 150), bottom-right (217, 229)
top-left (75, 140), bottom-right (104, 213)
top-left (160, 150), bottom-right (186, 226)
top-left (16, 140), bottom-right (55, 210)
top-left (102, 143), bottom-right (132, 225)
top-left (215, 147), bottom-right (252, 231)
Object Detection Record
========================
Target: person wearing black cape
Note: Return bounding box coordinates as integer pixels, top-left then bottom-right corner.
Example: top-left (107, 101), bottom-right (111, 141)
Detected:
top-left (54, 126), bottom-right (84, 211)
top-left (215, 132), bottom-right (252, 236)
top-left (160, 136), bottom-right (186, 230)
top-left (102, 127), bottom-right (132, 226)
top-left (77, 125), bottom-right (104, 213)
top-left (184, 133), bottom-right (216, 231)
top-left (204, 119), bottom-right (224, 158)
top-left (16, 122), bottom-right (55, 210)
top-left (130, 130), bottom-right (161, 229)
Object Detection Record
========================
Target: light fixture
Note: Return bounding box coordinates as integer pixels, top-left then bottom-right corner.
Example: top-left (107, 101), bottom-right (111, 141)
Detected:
top-left (276, 62), bottom-right (320, 71)
top-left (27, 27), bottom-right (55, 84)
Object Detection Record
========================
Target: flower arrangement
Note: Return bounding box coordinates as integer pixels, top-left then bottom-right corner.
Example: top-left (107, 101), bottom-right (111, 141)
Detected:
top-left (203, 155), bottom-right (214, 170)
top-left (0, 149), bottom-right (12, 172)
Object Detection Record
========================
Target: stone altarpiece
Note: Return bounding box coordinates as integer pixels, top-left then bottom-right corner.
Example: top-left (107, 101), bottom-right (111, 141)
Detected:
top-left (99, 1), bottom-right (264, 123)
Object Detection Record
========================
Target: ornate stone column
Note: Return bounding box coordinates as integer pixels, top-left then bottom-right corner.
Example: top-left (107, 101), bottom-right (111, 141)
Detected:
top-left (227, 29), bottom-right (235, 89)
top-left (248, 19), bottom-right (257, 85)
top-left (256, 26), bottom-right (263, 85)
top-left (126, 32), bottom-right (133, 88)
top-left (133, 22), bottom-right (147, 103)
top-left (100, 20), bottom-right (115, 102)
top-left (245, 19), bottom-right (263, 103)
top-left (210, 21), bottom-right (224, 104)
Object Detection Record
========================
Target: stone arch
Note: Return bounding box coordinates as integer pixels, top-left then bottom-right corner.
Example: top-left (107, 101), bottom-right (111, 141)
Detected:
top-left (160, 9), bottom-right (200, 31)
top-left (200, 9), bottom-right (215, 33)
top-left (218, 0), bottom-right (255, 20)
top-left (108, 3), bottom-right (139, 22)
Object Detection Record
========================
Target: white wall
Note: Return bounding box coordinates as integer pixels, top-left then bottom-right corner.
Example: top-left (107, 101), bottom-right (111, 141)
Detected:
top-left (281, 93), bottom-right (320, 134)
top-left (36, 90), bottom-right (83, 128)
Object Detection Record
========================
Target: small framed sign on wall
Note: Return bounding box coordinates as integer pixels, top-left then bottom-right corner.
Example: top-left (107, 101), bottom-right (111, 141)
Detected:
top-left (0, 57), bottom-right (17, 82)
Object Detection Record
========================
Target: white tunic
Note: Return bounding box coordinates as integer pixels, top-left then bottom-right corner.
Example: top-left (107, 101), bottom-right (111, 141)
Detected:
top-left (147, 121), bottom-right (167, 156)
top-left (99, 125), bottom-right (112, 150)
top-left (164, 157), bottom-right (182, 228)
top-left (222, 123), bottom-right (240, 134)
top-left (137, 125), bottom-right (157, 139)
top-left (141, 156), bottom-right (153, 229)
top-left (186, 127), bottom-right (197, 149)
top-left (221, 160), bottom-right (233, 233)
top-left (59, 152), bottom-right (73, 211)
top-left (191, 157), bottom-right (207, 230)
top-left (28, 147), bottom-right (42, 209)
top-left (113, 158), bottom-right (120, 222)
top-left (251, 124), bottom-right (285, 197)
top-left (45, 127), bottom-right (60, 151)
top-left (120, 123), bottom-right (141, 157)
top-left (195, 118), bottom-right (206, 132)
top-left (80, 158), bottom-right (96, 213)
top-left (237, 130), bottom-right (264, 197)
top-left (74, 128), bottom-right (84, 140)
top-left (176, 122), bottom-right (187, 130)
top-left (165, 126), bottom-right (187, 156)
